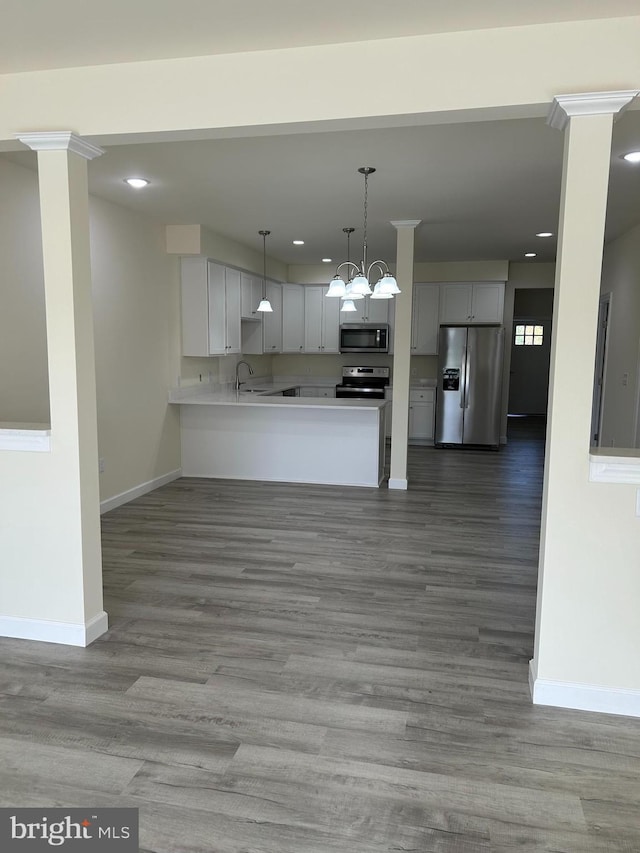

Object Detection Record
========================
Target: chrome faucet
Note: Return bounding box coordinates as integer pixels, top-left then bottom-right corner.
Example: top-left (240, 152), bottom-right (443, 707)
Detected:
top-left (235, 360), bottom-right (254, 391)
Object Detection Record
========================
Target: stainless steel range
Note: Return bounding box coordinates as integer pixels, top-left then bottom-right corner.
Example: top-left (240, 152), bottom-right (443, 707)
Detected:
top-left (335, 366), bottom-right (390, 400)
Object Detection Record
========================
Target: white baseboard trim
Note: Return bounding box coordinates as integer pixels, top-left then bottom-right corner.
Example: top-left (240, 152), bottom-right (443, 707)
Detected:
top-left (0, 610), bottom-right (108, 647)
top-left (529, 659), bottom-right (640, 718)
top-left (100, 468), bottom-right (182, 514)
top-left (388, 478), bottom-right (408, 490)
top-left (528, 657), bottom-right (537, 698)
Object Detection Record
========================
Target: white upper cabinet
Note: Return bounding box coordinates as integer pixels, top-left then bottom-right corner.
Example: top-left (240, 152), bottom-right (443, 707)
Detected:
top-left (411, 284), bottom-right (440, 355)
top-left (240, 272), bottom-right (263, 321)
top-left (181, 257), bottom-right (210, 356)
top-left (304, 287), bottom-right (323, 352)
top-left (219, 265), bottom-right (241, 355)
top-left (282, 284), bottom-right (305, 353)
top-left (180, 257), bottom-right (241, 356)
top-left (304, 286), bottom-right (340, 353)
top-left (470, 283), bottom-right (505, 323)
top-left (408, 387), bottom-right (435, 443)
top-left (439, 282), bottom-right (504, 324)
top-left (323, 291), bottom-right (340, 353)
top-left (439, 284), bottom-right (472, 324)
top-left (263, 282), bottom-right (282, 353)
top-left (353, 295), bottom-right (389, 325)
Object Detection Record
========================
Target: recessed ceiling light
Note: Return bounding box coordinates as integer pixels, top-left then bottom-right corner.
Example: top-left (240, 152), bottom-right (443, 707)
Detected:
top-left (622, 151), bottom-right (640, 163)
top-left (536, 232), bottom-right (553, 238)
top-left (124, 177), bottom-right (149, 188)
top-left (292, 240), bottom-right (304, 245)
top-left (524, 252), bottom-right (537, 258)
top-left (322, 258), bottom-right (332, 263)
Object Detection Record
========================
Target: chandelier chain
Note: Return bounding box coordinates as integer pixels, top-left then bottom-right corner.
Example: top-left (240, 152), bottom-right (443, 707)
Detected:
top-left (362, 171), bottom-right (368, 268)
top-left (327, 167), bottom-right (399, 302)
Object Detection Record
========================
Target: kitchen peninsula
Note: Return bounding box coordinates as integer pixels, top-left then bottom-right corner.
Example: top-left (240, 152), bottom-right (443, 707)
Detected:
top-left (170, 382), bottom-right (388, 487)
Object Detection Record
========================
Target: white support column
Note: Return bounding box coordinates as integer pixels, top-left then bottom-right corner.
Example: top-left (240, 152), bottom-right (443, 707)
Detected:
top-left (389, 220), bottom-right (420, 490)
top-left (531, 91), bottom-right (640, 715)
top-left (0, 131), bottom-right (108, 646)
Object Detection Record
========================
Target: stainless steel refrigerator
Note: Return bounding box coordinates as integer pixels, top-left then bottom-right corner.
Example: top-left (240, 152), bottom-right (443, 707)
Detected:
top-left (435, 325), bottom-right (504, 448)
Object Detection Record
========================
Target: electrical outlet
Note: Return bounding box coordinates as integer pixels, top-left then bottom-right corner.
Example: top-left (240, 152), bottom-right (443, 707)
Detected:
top-left (306, 367), bottom-right (311, 374)
top-left (99, 458), bottom-right (105, 473)
top-left (411, 368), bottom-right (417, 376)
top-left (622, 372), bottom-right (629, 387)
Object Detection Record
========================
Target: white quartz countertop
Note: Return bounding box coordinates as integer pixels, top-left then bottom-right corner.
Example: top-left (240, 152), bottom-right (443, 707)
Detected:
top-left (170, 384), bottom-right (387, 410)
top-left (0, 422), bottom-right (51, 451)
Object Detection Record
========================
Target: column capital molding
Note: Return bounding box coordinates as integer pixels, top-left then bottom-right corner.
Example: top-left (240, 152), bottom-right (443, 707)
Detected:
top-left (391, 220), bottom-right (421, 230)
top-left (547, 90), bottom-right (639, 131)
top-left (15, 131), bottom-right (104, 160)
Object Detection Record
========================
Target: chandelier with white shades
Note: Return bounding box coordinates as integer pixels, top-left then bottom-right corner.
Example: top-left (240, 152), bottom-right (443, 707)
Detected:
top-left (326, 167), bottom-right (400, 308)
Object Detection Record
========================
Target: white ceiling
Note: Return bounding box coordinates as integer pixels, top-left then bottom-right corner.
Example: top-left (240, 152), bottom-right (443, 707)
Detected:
top-left (7, 111), bottom-right (640, 266)
top-left (3, 1), bottom-right (640, 267)
top-left (2, 0), bottom-right (640, 74)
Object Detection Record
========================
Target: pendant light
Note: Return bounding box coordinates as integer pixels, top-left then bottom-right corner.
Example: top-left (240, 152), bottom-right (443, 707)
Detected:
top-left (327, 167), bottom-right (400, 301)
top-left (256, 229), bottom-right (273, 312)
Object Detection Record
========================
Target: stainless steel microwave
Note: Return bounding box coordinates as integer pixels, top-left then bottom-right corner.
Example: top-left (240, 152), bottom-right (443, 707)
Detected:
top-left (339, 323), bottom-right (389, 354)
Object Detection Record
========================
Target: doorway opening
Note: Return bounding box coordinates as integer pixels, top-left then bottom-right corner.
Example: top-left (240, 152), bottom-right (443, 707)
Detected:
top-left (508, 289), bottom-right (553, 417)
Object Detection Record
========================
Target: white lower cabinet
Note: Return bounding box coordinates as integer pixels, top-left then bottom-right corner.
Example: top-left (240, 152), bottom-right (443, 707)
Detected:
top-left (409, 388), bottom-right (435, 443)
top-left (385, 402), bottom-right (393, 438)
top-left (299, 386), bottom-right (336, 398)
top-left (385, 387), bottom-right (435, 443)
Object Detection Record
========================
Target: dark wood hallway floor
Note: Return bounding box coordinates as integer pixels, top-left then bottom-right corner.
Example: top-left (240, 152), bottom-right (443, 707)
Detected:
top-left (1, 417), bottom-right (639, 852)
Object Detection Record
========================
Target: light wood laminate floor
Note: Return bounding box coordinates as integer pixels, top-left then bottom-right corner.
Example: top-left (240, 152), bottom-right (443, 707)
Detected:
top-left (1, 418), bottom-right (639, 852)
